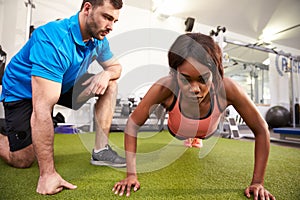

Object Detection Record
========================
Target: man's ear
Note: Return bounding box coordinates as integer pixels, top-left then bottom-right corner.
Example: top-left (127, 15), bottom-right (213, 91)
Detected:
top-left (82, 2), bottom-right (92, 15)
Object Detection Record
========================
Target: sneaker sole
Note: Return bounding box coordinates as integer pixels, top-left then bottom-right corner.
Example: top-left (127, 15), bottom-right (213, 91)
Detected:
top-left (90, 160), bottom-right (126, 168)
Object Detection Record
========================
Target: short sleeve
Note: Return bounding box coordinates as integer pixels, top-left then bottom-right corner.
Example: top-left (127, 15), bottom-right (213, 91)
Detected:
top-left (96, 37), bottom-right (113, 63)
top-left (30, 40), bottom-right (69, 83)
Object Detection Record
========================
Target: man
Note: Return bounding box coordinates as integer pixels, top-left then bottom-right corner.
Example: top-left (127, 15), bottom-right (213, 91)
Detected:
top-left (0, 0), bottom-right (125, 195)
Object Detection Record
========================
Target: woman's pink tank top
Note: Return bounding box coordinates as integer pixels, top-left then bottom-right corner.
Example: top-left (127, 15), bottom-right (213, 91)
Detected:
top-left (168, 92), bottom-right (222, 139)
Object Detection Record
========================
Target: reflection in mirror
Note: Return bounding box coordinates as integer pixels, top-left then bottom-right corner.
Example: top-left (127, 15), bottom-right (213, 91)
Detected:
top-left (223, 42), bottom-right (270, 105)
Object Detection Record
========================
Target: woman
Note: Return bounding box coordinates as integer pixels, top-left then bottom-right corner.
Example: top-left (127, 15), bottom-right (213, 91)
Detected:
top-left (113, 33), bottom-right (275, 200)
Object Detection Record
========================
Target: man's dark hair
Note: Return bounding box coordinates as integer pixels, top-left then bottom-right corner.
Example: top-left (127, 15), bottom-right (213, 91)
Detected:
top-left (80, 0), bottom-right (123, 11)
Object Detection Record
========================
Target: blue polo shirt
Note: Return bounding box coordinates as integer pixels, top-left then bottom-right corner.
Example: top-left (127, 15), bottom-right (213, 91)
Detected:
top-left (1, 12), bottom-right (113, 102)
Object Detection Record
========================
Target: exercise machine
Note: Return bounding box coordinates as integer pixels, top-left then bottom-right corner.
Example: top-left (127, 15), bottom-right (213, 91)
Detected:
top-left (0, 45), bottom-right (6, 85)
top-left (110, 97), bottom-right (167, 132)
top-left (24, 0), bottom-right (35, 41)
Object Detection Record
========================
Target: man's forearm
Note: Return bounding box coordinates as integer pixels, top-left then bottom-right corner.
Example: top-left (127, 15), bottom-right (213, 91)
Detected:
top-left (104, 63), bottom-right (122, 80)
top-left (31, 111), bottom-right (56, 176)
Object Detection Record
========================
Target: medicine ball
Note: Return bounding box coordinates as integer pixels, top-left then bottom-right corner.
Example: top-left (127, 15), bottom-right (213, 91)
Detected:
top-left (265, 106), bottom-right (290, 128)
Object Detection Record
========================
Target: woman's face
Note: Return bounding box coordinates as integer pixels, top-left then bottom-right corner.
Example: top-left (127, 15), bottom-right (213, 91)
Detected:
top-left (177, 57), bottom-right (212, 104)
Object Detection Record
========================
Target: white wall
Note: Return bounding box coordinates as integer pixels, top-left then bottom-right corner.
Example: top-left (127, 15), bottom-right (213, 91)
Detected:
top-left (0, 0), bottom-right (27, 62)
top-left (0, 1), bottom-right (299, 124)
top-left (0, 0), bottom-right (4, 41)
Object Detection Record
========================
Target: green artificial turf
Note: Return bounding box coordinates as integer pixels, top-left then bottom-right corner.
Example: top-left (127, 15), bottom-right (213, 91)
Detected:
top-left (0, 131), bottom-right (299, 200)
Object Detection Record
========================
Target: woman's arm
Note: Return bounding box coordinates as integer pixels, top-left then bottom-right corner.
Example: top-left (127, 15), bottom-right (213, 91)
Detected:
top-left (113, 76), bottom-right (174, 197)
top-left (224, 77), bottom-right (275, 200)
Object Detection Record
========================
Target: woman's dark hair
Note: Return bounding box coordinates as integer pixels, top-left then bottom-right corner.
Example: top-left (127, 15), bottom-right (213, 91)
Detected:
top-left (80, 0), bottom-right (123, 11)
top-left (168, 33), bottom-right (224, 89)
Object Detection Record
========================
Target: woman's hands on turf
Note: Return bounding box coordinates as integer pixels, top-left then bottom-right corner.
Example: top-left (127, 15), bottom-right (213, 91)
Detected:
top-left (244, 183), bottom-right (276, 200)
top-left (112, 175), bottom-right (140, 197)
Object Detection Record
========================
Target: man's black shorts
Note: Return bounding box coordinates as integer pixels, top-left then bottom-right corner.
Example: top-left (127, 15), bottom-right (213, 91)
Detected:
top-left (2, 73), bottom-right (95, 152)
top-left (3, 100), bottom-right (33, 152)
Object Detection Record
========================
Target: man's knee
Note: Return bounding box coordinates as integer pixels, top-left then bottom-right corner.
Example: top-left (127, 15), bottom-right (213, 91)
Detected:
top-left (9, 145), bottom-right (35, 168)
top-left (106, 80), bottom-right (118, 94)
top-left (11, 159), bottom-right (34, 168)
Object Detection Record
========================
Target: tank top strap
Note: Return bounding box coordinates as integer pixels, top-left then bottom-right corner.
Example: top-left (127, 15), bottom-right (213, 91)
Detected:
top-left (166, 83), bottom-right (179, 112)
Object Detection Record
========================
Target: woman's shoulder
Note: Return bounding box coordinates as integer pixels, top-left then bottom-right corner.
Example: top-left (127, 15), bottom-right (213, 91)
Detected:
top-left (150, 75), bottom-right (175, 92)
top-left (148, 75), bottom-right (177, 108)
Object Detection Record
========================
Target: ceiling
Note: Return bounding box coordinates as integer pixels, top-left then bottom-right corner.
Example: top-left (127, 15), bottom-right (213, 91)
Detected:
top-left (124, 0), bottom-right (300, 98)
top-left (125, 0), bottom-right (300, 52)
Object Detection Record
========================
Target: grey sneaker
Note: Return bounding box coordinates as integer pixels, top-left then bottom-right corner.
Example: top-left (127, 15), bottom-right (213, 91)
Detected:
top-left (90, 144), bottom-right (126, 168)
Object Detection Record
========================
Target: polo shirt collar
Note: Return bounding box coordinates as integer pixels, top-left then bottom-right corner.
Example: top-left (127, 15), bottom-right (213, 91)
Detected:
top-left (70, 12), bottom-right (97, 50)
top-left (70, 12), bottom-right (85, 47)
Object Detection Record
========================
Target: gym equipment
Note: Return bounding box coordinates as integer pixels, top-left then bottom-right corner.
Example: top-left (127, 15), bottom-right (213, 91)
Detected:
top-left (110, 97), bottom-right (167, 132)
top-left (184, 17), bottom-right (195, 32)
top-left (219, 109), bottom-right (244, 139)
top-left (29, 25), bottom-right (35, 38)
top-left (52, 112), bottom-right (65, 128)
top-left (0, 45), bottom-right (6, 57)
top-left (295, 100), bottom-right (299, 125)
top-left (223, 37), bottom-right (300, 128)
top-left (24, 0), bottom-right (35, 41)
top-left (54, 125), bottom-right (80, 134)
top-left (209, 26), bottom-right (226, 37)
top-left (0, 45), bottom-right (7, 85)
top-left (120, 101), bottom-right (132, 117)
top-left (227, 117), bottom-right (240, 138)
top-left (273, 127), bottom-right (300, 140)
top-left (265, 106), bottom-right (290, 128)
